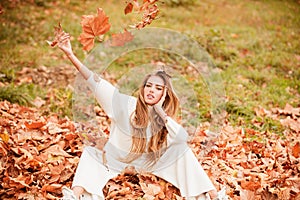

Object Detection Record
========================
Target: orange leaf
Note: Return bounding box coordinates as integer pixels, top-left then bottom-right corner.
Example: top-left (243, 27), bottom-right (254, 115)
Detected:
top-left (41, 183), bottom-right (62, 192)
top-left (78, 32), bottom-right (95, 51)
top-left (292, 142), bottom-right (300, 158)
top-left (92, 8), bottom-right (111, 36)
top-left (110, 29), bottom-right (134, 47)
top-left (24, 121), bottom-right (46, 129)
top-left (240, 180), bottom-right (261, 191)
top-left (0, 130), bottom-right (9, 143)
top-left (78, 8), bottom-right (111, 51)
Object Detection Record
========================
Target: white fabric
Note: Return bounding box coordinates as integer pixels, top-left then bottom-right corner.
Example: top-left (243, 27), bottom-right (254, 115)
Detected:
top-left (72, 74), bottom-right (216, 198)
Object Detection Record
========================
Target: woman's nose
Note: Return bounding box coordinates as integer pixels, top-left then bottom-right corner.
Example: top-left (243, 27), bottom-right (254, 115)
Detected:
top-left (149, 86), bottom-right (154, 93)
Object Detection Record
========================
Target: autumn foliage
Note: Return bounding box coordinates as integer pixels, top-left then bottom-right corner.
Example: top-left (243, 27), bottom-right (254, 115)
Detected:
top-left (1, 97), bottom-right (299, 199)
top-left (78, 0), bottom-right (160, 51)
top-left (2, 0), bottom-right (300, 199)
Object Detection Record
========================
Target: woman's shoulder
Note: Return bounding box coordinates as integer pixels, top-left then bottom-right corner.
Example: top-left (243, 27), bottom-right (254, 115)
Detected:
top-left (127, 96), bottom-right (137, 113)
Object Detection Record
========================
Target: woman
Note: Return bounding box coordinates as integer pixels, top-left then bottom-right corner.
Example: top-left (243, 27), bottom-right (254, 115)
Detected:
top-left (56, 31), bottom-right (218, 200)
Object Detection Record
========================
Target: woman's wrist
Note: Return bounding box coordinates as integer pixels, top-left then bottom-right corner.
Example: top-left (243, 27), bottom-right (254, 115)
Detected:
top-left (65, 51), bottom-right (74, 58)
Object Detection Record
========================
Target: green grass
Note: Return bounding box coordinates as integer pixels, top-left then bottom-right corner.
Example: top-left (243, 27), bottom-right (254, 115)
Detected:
top-left (0, 0), bottom-right (299, 132)
top-left (0, 83), bottom-right (37, 106)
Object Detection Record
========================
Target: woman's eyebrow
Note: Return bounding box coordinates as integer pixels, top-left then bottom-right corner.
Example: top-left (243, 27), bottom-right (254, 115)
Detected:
top-left (146, 81), bottom-right (164, 87)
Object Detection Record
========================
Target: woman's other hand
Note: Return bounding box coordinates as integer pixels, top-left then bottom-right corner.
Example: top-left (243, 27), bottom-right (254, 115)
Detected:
top-left (156, 87), bottom-right (167, 107)
top-left (153, 87), bottom-right (167, 122)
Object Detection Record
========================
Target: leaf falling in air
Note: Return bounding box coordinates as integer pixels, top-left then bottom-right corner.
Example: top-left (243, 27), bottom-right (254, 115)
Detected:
top-left (46, 22), bottom-right (63, 47)
top-left (124, 2), bottom-right (134, 15)
top-left (78, 8), bottom-right (111, 51)
top-left (110, 29), bottom-right (134, 47)
top-left (125, 0), bottom-right (160, 29)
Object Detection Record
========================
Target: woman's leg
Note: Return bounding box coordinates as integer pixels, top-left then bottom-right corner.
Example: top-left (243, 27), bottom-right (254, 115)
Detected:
top-left (71, 146), bottom-right (118, 198)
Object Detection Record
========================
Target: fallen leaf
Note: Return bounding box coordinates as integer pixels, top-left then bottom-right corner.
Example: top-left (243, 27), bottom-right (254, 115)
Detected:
top-left (44, 144), bottom-right (73, 157)
top-left (292, 142), bottom-right (300, 158)
top-left (0, 130), bottom-right (9, 143)
top-left (24, 121), bottom-right (46, 129)
top-left (41, 183), bottom-right (62, 193)
top-left (140, 182), bottom-right (161, 196)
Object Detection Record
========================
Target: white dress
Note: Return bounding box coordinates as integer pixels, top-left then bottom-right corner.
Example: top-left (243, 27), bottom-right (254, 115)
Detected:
top-left (72, 74), bottom-right (216, 199)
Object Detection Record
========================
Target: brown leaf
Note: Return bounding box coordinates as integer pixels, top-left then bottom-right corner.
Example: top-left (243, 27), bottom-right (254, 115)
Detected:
top-left (280, 117), bottom-right (300, 133)
top-left (275, 103), bottom-right (300, 118)
top-left (140, 182), bottom-right (161, 196)
top-left (0, 130), bottom-right (9, 143)
top-left (24, 121), bottom-right (46, 129)
top-left (240, 180), bottom-right (261, 191)
top-left (41, 183), bottom-right (62, 193)
top-left (292, 142), bottom-right (300, 158)
top-left (110, 29), bottom-right (134, 47)
top-left (46, 23), bottom-right (63, 47)
top-left (44, 144), bottom-right (73, 157)
top-left (124, 2), bottom-right (134, 14)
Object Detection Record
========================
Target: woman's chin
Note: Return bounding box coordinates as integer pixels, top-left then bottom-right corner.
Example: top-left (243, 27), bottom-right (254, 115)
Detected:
top-left (146, 102), bottom-right (156, 106)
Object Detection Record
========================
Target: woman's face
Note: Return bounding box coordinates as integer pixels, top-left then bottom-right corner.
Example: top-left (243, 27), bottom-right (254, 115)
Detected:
top-left (144, 75), bottom-right (165, 106)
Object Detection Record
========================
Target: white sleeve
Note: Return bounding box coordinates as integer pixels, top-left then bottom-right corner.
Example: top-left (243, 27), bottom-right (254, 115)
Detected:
top-left (86, 73), bottom-right (134, 121)
top-left (165, 117), bottom-right (188, 145)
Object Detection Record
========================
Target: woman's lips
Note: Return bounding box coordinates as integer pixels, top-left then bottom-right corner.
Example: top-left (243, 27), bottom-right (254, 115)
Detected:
top-left (147, 94), bottom-right (154, 99)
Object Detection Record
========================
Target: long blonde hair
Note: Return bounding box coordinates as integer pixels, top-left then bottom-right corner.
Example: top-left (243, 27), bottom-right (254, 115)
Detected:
top-left (123, 70), bottom-right (179, 168)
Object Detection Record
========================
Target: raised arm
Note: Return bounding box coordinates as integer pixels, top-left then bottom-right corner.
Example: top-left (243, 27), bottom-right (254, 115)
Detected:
top-left (56, 31), bottom-right (92, 80)
top-left (55, 31), bottom-right (135, 120)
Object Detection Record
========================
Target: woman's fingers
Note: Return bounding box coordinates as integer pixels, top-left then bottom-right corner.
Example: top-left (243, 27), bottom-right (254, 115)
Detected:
top-left (157, 87), bottom-right (167, 107)
top-left (60, 35), bottom-right (70, 42)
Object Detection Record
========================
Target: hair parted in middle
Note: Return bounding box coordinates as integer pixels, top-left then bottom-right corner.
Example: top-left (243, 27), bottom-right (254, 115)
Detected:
top-left (121, 70), bottom-right (180, 168)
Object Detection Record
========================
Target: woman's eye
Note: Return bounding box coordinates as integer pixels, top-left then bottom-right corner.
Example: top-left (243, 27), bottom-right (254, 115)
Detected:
top-left (145, 84), bottom-right (151, 87)
top-left (156, 87), bottom-right (163, 90)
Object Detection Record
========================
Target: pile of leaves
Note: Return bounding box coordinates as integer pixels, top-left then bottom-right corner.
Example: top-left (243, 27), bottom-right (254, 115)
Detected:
top-left (1, 98), bottom-right (300, 199)
top-left (15, 65), bottom-right (76, 88)
top-left (0, 100), bottom-right (82, 199)
top-left (0, 100), bottom-right (183, 199)
top-left (189, 104), bottom-right (300, 199)
top-left (103, 166), bottom-right (182, 200)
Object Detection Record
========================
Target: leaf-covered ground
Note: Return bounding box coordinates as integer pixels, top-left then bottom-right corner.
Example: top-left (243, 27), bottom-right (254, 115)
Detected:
top-left (0, 97), bottom-right (299, 199)
top-left (0, 0), bottom-right (300, 199)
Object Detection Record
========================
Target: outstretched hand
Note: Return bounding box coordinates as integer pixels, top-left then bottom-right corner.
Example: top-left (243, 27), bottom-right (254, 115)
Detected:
top-left (57, 31), bottom-right (73, 56)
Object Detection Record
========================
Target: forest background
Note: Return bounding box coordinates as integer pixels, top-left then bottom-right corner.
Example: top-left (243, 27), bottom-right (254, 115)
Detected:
top-left (0, 0), bottom-right (299, 199)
